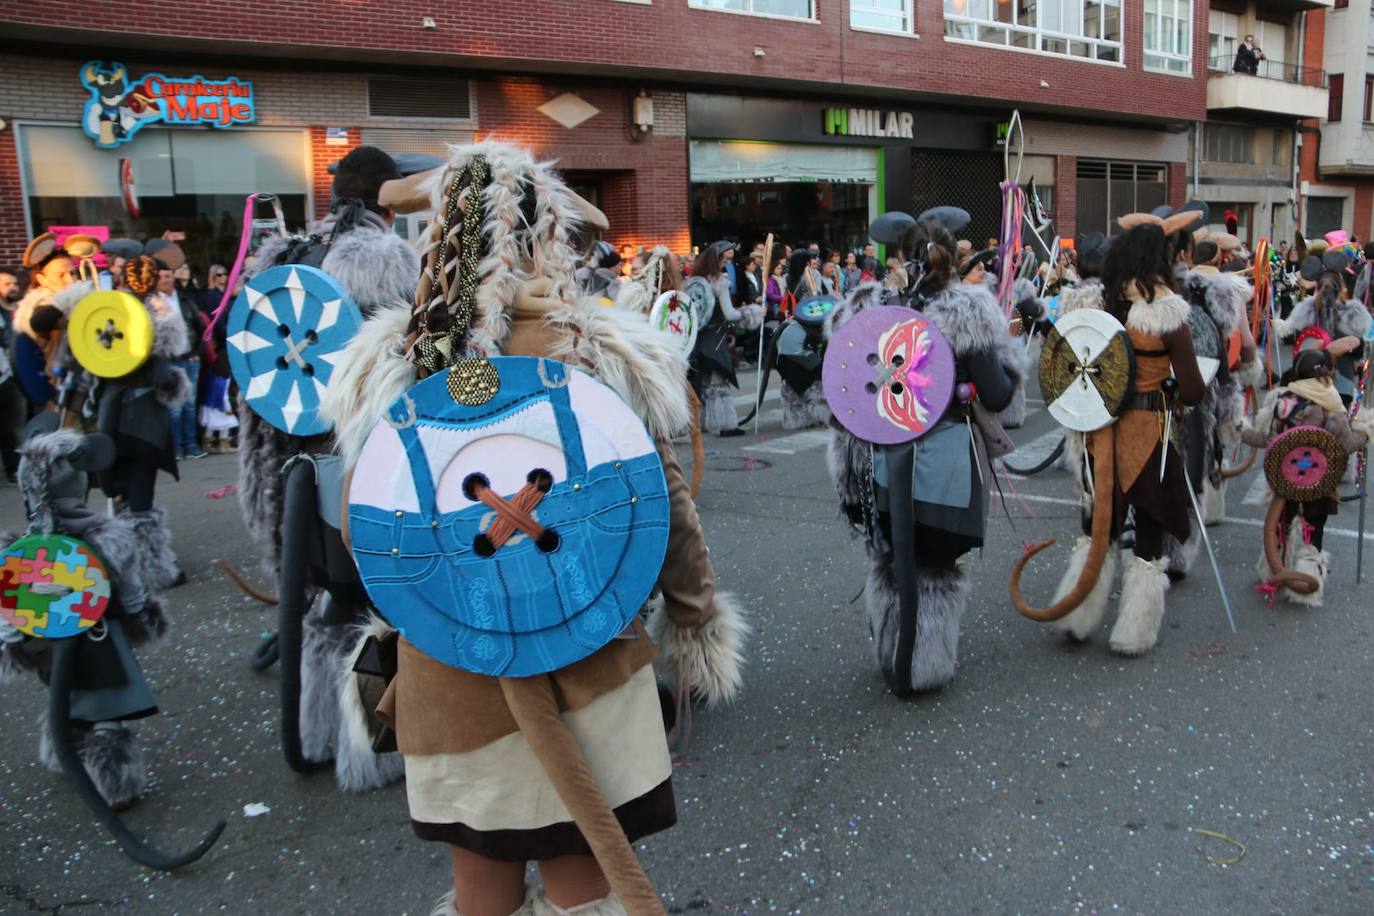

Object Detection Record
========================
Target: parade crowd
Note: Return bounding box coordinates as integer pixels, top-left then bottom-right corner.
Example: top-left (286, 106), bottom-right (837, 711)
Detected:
top-left (4, 142), bottom-right (1374, 916)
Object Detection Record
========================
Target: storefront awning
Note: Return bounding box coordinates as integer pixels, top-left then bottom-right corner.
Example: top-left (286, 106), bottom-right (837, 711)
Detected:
top-left (690, 140), bottom-right (878, 184)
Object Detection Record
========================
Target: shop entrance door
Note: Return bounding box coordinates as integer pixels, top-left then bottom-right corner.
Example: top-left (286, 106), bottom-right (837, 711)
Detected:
top-left (910, 150), bottom-right (1004, 247)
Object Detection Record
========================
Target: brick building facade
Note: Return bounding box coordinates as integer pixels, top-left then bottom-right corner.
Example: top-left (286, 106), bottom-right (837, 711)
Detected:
top-left (1, 0), bottom-right (1210, 266)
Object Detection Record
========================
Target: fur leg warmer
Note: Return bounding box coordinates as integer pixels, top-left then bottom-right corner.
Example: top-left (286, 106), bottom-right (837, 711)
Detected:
top-left (805, 382), bottom-right (830, 427)
top-left (123, 508), bottom-right (181, 591)
top-left (646, 592), bottom-right (749, 707)
top-left (1202, 478), bottom-right (1227, 527)
top-left (1000, 384), bottom-right (1027, 429)
top-left (1284, 542), bottom-right (1329, 608)
top-left (429, 888), bottom-right (539, 916)
top-left (299, 606), bottom-right (348, 763)
top-left (39, 716), bottom-right (146, 809)
top-left (779, 385), bottom-right (811, 430)
top-left (532, 892), bottom-right (626, 916)
top-left (1049, 537), bottom-right (1118, 642)
top-left (699, 376), bottom-right (739, 435)
top-left (1165, 527), bottom-right (1200, 581)
top-left (909, 566), bottom-right (967, 692)
top-left (1109, 555), bottom-right (1170, 657)
top-left (335, 617), bottom-right (406, 792)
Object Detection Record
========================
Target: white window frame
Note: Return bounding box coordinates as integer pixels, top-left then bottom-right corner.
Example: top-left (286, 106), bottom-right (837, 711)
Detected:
top-left (688, 0), bottom-right (816, 22)
top-left (942, 0), bottom-right (1123, 65)
top-left (850, 0), bottom-right (914, 35)
top-left (1144, 0), bottom-right (1192, 75)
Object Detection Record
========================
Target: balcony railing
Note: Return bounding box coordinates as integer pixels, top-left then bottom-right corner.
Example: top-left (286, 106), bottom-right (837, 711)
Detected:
top-left (1209, 53), bottom-right (1328, 87)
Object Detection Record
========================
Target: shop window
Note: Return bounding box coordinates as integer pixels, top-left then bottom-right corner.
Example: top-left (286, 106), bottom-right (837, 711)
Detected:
top-left (18, 124), bottom-right (308, 270)
top-left (1075, 159), bottom-right (1166, 237)
top-left (1203, 124), bottom-right (1255, 164)
top-left (1144, 0), bottom-right (1191, 74)
top-left (1330, 74), bottom-right (1345, 122)
top-left (367, 77), bottom-right (473, 120)
top-left (1306, 197), bottom-right (1346, 237)
top-left (690, 0), bottom-right (812, 19)
top-left (944, 0), bottom-right (1122, 63)
top-left (851, 0), bottom-right (913, 33)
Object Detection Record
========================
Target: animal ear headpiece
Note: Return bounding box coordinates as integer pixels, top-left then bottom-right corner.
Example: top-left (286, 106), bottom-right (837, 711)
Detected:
top-left (1116, 211), bottom-right (1202, 236)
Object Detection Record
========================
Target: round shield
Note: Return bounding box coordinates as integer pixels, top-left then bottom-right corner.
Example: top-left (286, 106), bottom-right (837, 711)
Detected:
top-left (13, 335), bottom-right (54, 405)
top-left (0, 534), bottom-right (111, 639)
top-left (1188, 306), bottom-right (1221, 386)
top-left (648, 290), bottom-right (699, 354)
top-left (681, 276), bottom-right (715, 326)
top-left (794, 295), bottom-right (838, 327)
top-left (68, 290), bottom-right (153, 379)
top-left (1264, 425), bottom-right (1347, 503)
top-left (822, 306), bottom-right (956, 445)
top-left (1293, 326), bottom-right (1333, 357)
top-left (347, 356), bottom-right (671, 678)
top-left (227, 265), bottom-right (363, 437)
top-left (1040, 308), bottom-right (1134, 433)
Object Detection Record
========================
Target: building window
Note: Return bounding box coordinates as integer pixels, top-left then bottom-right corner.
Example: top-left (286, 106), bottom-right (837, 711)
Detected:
top-left (1330, 74), bottom-right (1345, 122)
top-left (851, 0), bottom-right (913, 33)
top-left (1272, 129), bottom-right (1292, 167)
top-left (690, 0), bottom-right (812, 19)
top-left (1307, 196), bottom-right (1346, 237)
top-left (1335, 0), bottom-right (1348, 9)
top-left (1203, 124), bottom-right (1255, 164)
top-left (1365, 75), bottom-right (1374, 121)
top-left (1144, 0), bottom-right (1191, 74)
top-left (943, 0), bottom-right (1123, 63)
top-left (1208, 11), bottom-right (1237, 64)
top-left (1075, 159), bottom-right (1167, 236)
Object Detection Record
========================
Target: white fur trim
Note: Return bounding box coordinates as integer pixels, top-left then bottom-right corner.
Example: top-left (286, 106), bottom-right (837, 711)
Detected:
top-left (1058, 280), bottom-right (1104, 315)
top-left (1049, 536), bottom-right (1117, 641)
top-left (318, 301), bottom-right (417, 468)
top-left (1284, 543), bottom-right (1328, 608)
top-left (1126, 292), bottom-right (1190, 337)
top-left (1202, 477), bottom-right (1227, 527)
top-left (646, 591), bottom-right (749, 707)
top-left (1109, 555), bottom-right (1169, 656)
top-left (144, 292), bottom-right (190, 359)
top-left (335, 615), bottom-right (406, 792)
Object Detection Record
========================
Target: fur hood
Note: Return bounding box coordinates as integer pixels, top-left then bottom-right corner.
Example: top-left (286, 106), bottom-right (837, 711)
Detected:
top-left (143, 292), bottom-right (190, 359)
top-left (321, 296), bottom-right (692, 469)
top-left (1126, 290), bottom-right (1190, 337)
top-left (1058, 279), bottom-right (1104, 316)
top-left (1181, 269), bottom-right (1247, 337)
top-left (249, 224), bottom-right (420, 319)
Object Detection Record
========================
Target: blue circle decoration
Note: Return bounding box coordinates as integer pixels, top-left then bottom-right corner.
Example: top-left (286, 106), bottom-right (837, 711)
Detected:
top-left (347, 357), bottom-right (671, 678)
top-left (794, 295), bottom-right (838, 326)
top-left (226, 264), bottom-right (362, 437)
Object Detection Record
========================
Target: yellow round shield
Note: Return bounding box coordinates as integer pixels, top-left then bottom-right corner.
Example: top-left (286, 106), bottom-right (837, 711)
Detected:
top-left (68, 291), bottom-right (154, 379)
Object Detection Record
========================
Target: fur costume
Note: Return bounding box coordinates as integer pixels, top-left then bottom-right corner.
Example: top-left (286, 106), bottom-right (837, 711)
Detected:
top-left (827, 276), bottom-right (1025, 694)
top-left (1275, 291), bottom-right (1372, 399)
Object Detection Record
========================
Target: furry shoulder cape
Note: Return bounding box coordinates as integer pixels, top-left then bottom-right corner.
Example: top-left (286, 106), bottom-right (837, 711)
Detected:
top-left (322, 297), bottom-right (692, 468)
top-left (1181, 269), bottom-right (1248, 337)
top-left (144, 293), bottom-right (191, 359)
top-left (250, 225), bottom-right (420, 318)
top-left (1285, 294), bottom-right (1373, 341)
top-left (1057, 279), bottom-right (1104, 316)
top-left (1126, 291), bottom-right (1190, 337)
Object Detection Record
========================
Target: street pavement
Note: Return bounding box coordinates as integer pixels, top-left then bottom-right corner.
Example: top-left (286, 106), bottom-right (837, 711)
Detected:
top-left (2, 367), bottom-right (1373, 914)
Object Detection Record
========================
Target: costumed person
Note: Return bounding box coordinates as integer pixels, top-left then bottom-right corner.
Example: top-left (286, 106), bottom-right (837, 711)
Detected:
top-left (827, 212), bottom-right (1028, 695)
top-left (0, 417), bottom-right (223, 868)
top-left (1242, 342), bottom-right (1374, 606)
top-left (92, 255), bottom-right (192, 591)
top-left (1274, 254), bottom-right (1372, 405)
top-left (612, 246), bottom-right (681, 316)
top-left (684, 242), bottom-right (764, 436)
top-left (576, 240), bottom-right (622, 302)
top-left (752, 293), bottom-right (835, 430)
top-left (13, 232), bottom-right (99, 412)
top-left (1011, 214), bottom-right (1206, 656)
top-left (319, 140), bottom-right (749, 915)
top-left (227, 145), bottom-right (421, 793)
top-left (959, 246), bottom-right (1039, 429)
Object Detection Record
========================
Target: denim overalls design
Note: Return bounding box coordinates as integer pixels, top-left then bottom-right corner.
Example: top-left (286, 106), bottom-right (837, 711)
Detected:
top-left (349, 357), bottom-right (670, 677)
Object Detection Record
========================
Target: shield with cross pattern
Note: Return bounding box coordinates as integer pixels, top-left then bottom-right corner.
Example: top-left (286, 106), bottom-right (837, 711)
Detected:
top-left (1039, 308), bottom-right (1135, 433)
top-left (227, 264), bottom-right (363, 437)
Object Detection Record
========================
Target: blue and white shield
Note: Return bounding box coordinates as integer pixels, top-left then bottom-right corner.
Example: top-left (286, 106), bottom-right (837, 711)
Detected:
top-left (226, 264), bottom-right (362, 437)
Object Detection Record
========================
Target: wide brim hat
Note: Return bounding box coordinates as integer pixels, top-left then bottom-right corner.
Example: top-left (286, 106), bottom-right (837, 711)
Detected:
top-left (145, 238), bottom-right (186, 271)
top-left (958, 248), bottom-right (999, 276)
top-left (102, 238), bottom-right (144, 260)
top-left (869, 211), bottom-right (916, 246)
top-left (918, 206), bottom-right (971, 235)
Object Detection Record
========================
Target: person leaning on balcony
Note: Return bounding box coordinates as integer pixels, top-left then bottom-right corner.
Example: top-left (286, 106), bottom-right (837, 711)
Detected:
top-left (1234, 36), bottom-right (1264, 76)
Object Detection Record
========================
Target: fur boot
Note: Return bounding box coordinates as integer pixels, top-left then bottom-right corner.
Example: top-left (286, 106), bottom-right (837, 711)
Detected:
top-left (1165, 526), bottom-right (1199, 582)
top-left (122, 508), bottom-right (182, 590)
top-left (532, 891), bottom-right (625, 916)
top-left (299, 606), bottom-right (351, 763)
top-left (700, 375), bottom-right (740, 435)
top-left (1000, 383), bottom-right (1027, 429)
top-left (430, 887), bottom-right (538, 916)
top-left (1109, 555), bottom-right (1170, 657)
top-left (39, 715), bottom-right (146, 809)
top-left (779, 384), bottom-right (811, 429)
top-left (804, 382), bottom-right (830, 427)
top-left (1284, 542), bottom-right (1329, 607)
top-left (1049, 537), bottom-right (1118, 642)
top-left (1202, 477), bottom-right (1227, 527)
top-left (335, 617), bottom-right (406, 792)
top-left (909, 566), bottom-right (967, 692)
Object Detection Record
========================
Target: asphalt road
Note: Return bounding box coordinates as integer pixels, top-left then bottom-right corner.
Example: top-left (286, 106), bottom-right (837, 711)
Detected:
top-left (2, 371), bottom-right (1372, 914)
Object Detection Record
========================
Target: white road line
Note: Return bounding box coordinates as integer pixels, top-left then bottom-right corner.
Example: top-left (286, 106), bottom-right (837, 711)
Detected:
top-left (1008, 429), bottom-right (1063, 466)
top-left (743, 429), bottom-right (831, 455)
top-left (1009, 492), bottom-right (1374, 542)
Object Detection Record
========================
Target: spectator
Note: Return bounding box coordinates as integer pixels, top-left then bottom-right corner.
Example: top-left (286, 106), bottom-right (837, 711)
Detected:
top-left (1234, 35), bottom-right (1263, 75)
top-left (862, 242), bottom-right (884, 281)
top-left (158, 265), bottom-right (206, 460)
top-left (200, 263), bottom-right (229, 313)
top-left (0, 267), bottom-right (24, 482)
top-left (841, 251), bottom-right (861, 294)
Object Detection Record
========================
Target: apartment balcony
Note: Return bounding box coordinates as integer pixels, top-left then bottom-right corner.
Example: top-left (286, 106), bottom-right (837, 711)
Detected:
top-left (1319, 124), bottom-right (1374, 177)
top-left (1207, 55), bottom-right (1328, 120)
top-left (1253, 0), bottom-right (1331, 10)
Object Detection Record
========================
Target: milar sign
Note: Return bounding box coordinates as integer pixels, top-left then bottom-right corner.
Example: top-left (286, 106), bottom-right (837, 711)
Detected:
top-left (823, 108), bottom-right (914, 140)
top-left (80, 60), bottom-right (256, 149)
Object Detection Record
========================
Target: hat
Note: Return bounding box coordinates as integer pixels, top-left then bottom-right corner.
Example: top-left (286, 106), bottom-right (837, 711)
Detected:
top-left (1322, 249), bottom-right (1350, 273)
top-left (1325, 229), bottom-right (1351, 249)
top-left (1211, 232), bottom-right (1242, 253)
top-left (145, 238), bottom-right (186, 271)
top-left (377, 165), bottom-right (609, 231)
top-left (101, 238), bottom-right (144, 260)
top-left (869, 211), bottom-right (917, 246)
top-left (61, 234), bottom-right (103, 261)
top-left (327, 151), bottom-right (444, 177)
top-left (1299, 255), bottom-right (1325, 281)
top-left (958, 248), bottom-right (998, 277)
top-left (918, 206), bottom-right (971, 234)
top-left (1173, 200), bottom-right (1210, 234)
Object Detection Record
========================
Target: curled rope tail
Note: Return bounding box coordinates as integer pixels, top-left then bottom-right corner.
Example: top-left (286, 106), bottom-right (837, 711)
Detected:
top-left (216, 559), bottom-right (278, 605)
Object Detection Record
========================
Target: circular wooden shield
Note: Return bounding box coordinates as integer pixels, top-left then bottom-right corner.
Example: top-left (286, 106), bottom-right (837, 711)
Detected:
top-left (794, 295), bottom-right (838, 327)
top-left (648, 290), bottom-right (699, 354)
top-left (822, 306), bottom-right (956, 445)
top-left (347, 357), bottom-right (670, 678)
top-left (227, 265), bottom-right (363, 437)
top-left (68, 290), bottom-right (154, 379)
top-left (1264, 425), bottom-right (1347, 503)
top-left (0, 534), bottom-right (111, 639)
top-left (1188, 306), bottom-right (1221, 386)
top-left (1040, 308), bottom-right (1134, 432)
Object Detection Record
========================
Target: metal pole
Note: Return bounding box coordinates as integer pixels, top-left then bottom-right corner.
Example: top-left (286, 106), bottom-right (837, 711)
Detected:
top-left (1182, 464), bottom-right (1238, 634)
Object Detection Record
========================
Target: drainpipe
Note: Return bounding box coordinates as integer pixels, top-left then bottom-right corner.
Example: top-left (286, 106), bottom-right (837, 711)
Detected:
top-left (1193, 121), bottom-right (1201, 199)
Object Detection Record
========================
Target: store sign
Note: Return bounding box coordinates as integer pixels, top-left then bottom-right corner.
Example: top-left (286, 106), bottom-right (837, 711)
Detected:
top-left (823, 108), bottom-right (914, 140)
top-left (80, 60), bottom-right (256, 150)
top-left (995, 121), bottom-right (1012, 146)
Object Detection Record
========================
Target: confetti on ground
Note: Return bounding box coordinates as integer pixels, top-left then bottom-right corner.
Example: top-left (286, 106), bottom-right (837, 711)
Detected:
top-left (204, 485), bottom-right (239, 499)
top-left (243, 802), bottom-right (271, 817)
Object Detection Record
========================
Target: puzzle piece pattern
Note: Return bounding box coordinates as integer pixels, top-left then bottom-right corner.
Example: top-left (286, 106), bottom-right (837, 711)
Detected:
top-left (0, 535), bottom-right (110, 639)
